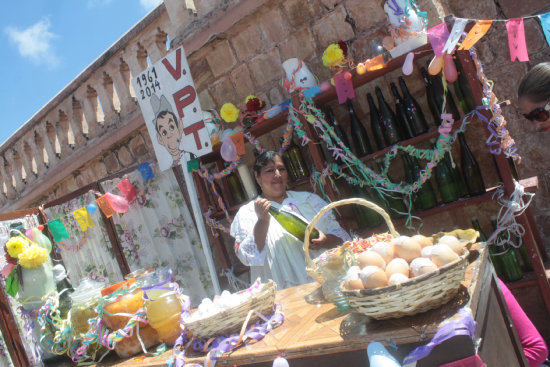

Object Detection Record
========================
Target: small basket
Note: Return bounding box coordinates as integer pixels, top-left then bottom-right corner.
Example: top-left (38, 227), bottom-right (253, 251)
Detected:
top-left (304, 198), bottom-right (470, 320)
top-left (182, 280), bottom-right (277, 339)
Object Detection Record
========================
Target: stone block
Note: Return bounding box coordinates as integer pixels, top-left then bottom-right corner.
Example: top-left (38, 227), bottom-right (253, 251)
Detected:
top-left (198, 89), bottom-right (216, 111)
top-left (231, 64), bottom-right (256, 102)
top-left (103, 152), bottom-right (121, 173)
top-left (205, 40), bottom-right (238, 77)
top-left (210, 77), bottom-right (237, 106)
top-left (496, 0), bottom-right (548, 18)
top-left (89, 159), bottom-right (108, 180)
top-left (312, 5), bottom-right (355, 48)
top-left (188, 55), bottom-right (214, 91)
top-left (344, 0), bottom-right (387, 33)
top-left (268, 85), bottom-right (287, 106)
top-left (319, 0), bottom-right (343, 10)
top-left (282, 0), bottom-right (320, 28)
top-left (350, 27), bottom-right (387, 61)
top-left (447, 0), bottom-right (498, 19)
top-left (230, 22), bottom-right (265, 62)
top-left (279, 27), bottom-right (317, 62)
top-left (57, 176), bottom-right (78, 197)
top-left (116, 145), bottom-right (135, 167)
top-left (248, 47), bottom-right (282, 88)
top-left (258, 6), bottom-right (291, 45)
top-left (525, 19), bottom-right (548, 55)
top-left (128, 133), bottom-right (149, 159)
top-left (195, 0), bottom-right (224, 15)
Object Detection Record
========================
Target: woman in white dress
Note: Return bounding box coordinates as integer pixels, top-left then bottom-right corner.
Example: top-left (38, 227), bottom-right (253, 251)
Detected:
top-left (230, 151), bottom-right (351, 289)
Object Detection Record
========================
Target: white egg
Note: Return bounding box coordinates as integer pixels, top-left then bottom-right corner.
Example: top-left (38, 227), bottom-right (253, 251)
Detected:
top-left (430, 244), bottom-right (460, 267)
top-left (370, 242), bottom-right (395, 263)
top-left (409, 257), bottom-right (438, 277)
top-left (392, 235), bottom-right (410, 246)
top-left (388, 273), bottom-right (409, 285)
top-left (345, 266), bottom-right (361, 282)
top-left (359, 266), bottom-right (388, 289)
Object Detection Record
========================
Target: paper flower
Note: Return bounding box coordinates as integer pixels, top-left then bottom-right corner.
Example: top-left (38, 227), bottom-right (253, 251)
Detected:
top-left (322, 44), bottom-right (345, 67)
top-left (220, 103), bottom-right (240, 123)
top-left (338, 40), bottom-right (348, 57)
top-left (18, 245), bottom-right (49, 269)
top-left (6, 237), bottom-right (29, 259)
top-left (245, 95), bottom-right (266, 112)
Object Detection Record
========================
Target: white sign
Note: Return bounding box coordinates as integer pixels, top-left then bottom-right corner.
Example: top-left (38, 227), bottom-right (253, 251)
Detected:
top-left (132, 46), bottom-right (212, 171)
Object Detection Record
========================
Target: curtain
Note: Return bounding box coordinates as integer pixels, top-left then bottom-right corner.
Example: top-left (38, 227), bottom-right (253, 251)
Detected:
top-left (100, 165), bottom-right (215, 304)
top-left (43, 191), bottom-right (123, 287)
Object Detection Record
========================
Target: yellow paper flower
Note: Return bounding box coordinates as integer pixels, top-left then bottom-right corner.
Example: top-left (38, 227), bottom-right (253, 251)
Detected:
top-left (220, 103), bottom-right (240, 123)
top-left (322, 44), bottom-right (345, 67)
top-left (245, 95), bottom-right (257, 104)
top-left (18, 245), bottom-right (49, 269)
top-left (6, 236), bottom-right (29, 259)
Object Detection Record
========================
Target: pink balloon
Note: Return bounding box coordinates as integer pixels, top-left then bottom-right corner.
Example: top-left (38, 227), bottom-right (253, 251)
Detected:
top-left (220, 136), bottom-right (238, 162)
top-left (105, 192), bottom-right (129, 213)
top-left (444, 54), bottom-right (458, 83)
top-left (319, 81), bottom-right (332, 92)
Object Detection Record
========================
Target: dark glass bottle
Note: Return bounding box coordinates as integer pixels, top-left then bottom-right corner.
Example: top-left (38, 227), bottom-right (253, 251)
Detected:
top-left (403, 154), bottom-right (438, 210)
top-left (375, 87), bottom-right (402, 145)
top-left (421, 67), bottom-right (440, 126)
top-left (458, 133), bottom-right (486, 196)
top-left (279, 137), bottom-right (297, 182)
top-left (491, 216), bottom-right (523, 282)
top-left (422, 67), bottom-right (461, 123)
top-left (347, 99), bottom-right (373, 157)
top-left (326, 106), bottom-right (350, 149)
top-left (434, 146), bottom-right (459, 203)
top-left (287, 138), bottom-right (310, 179)
top-left (472, 217), bottom-right (504, 277)
top-left (226, 171), bottom-right (246, 205)
top-left (390, 83), bottom-right (414, 139)
top-left (454, 57), bottom-right (476, 113)
top-left (446, 152), bottom-right (467, 198)
top-left (398, 76), bottom-right (429, 136)
top-left (366, 93), bottom-right (387, 150)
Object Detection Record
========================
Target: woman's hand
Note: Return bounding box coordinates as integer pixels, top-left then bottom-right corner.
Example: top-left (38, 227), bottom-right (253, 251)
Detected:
top-left (254, 198), bottom-right (271, 222)
top-left (310, 231), bottom-right (341, 250)
top-left (254, 198), bottom-right (271, 252)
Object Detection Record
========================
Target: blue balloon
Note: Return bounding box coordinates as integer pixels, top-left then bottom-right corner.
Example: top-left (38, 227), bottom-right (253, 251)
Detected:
top-left (87, 203), bottom-right (97, 213)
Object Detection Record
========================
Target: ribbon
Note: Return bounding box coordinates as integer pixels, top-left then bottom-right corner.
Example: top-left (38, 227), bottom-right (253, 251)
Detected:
top-left (538, 12), bottom-right (550, 48)
top-left (459, 20), bottom-right (493, 50)
top-left (48, 218), bottom-right (69, 242)
top-left (73, 207), bottom-right (95, 232)
top-left (505, 18), bottom-right (529, 62)
top-left (442, 18), bottom-right (468, 54)
top-left (427, 22), bottom-right (450, 57)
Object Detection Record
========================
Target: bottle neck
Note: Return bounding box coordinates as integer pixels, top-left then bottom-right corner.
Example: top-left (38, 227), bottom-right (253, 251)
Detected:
top-left (398, 77), bottom-right (410, 97)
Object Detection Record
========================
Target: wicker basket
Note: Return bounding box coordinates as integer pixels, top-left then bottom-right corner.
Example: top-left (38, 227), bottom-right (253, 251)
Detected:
top-left (182, 280), bottom-right (277, 339)
top-left (304, 198), bottom-right (470, 320)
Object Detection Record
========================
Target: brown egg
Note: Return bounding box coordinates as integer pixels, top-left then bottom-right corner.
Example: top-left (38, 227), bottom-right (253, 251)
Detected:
top-left (411, 234), bottom-right (433, 248)
top-left (438, 235), bottom-right (465, 254)
top-left (370, 242), bottom-right (395, 263)
top-left (357, 250), bottom-right (386, 270)
top-left (409, 257), bottom-right (438, 277)
top-left (388, 272), bottom-right (409, 285)
top-left (394, 237), bottom-right (422, 263)
top-left (430, 244), bottom-right (460, 267)
top-left (421, 245), bottom-right (434, 258)
top-left (359, 266), bottom-right (388, 289)
top-left (385, 258), bottom-right (409, 278)
top-left (347, 278), bottom-right (365, 290)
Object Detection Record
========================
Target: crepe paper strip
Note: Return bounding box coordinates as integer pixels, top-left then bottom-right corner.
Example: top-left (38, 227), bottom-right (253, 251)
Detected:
top-left (442, 18), bottom-right (468, 54)
top-left (459, 20), bottom-right (493, 50)
top-left (187, 158), bottom-right (199, 173)
top-left (428, 22), bottom-right (450, 57)
top-left (73, 207), bottom-right (95, 232)
top-left (96, 194), bottom-right (115, 218)
top-left (137, 162), bottom-right (155, 183)
top-left (506, 18), bottom-right (529, 62)
top-left (48, 218), bottom-right (70, 242)
top-left (334, 72), bottom-right (355, 104)
top-left (539, 12), bottom-right (550, 47)
top-left (243, 132), bottom-right (265, 154)
top-left (117, 178), bottom-right (138, 202)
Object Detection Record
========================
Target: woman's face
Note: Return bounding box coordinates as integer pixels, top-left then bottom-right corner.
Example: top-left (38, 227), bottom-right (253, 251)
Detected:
top-left (254, 156), bottom-right (288, 201)
top-left (519, 97), bottom-right (550, 132)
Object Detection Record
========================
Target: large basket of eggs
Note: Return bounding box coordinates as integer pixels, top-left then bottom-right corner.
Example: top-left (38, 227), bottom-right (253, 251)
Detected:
top-left (304, 198), bottom-right (479, 320)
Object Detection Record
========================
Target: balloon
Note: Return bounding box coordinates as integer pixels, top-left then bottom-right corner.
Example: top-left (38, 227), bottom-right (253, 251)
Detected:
top-left (272, 357), bottom-right (289, 367)
top-left (344, 71), bottom-right (352, 81)
top-left (25, 228), bottom-right (33, 239)
top-left (402, 52), bottom-right (414, 76)
top-left (367, 341), bottom-right (401, 367)
top-left (428, 55), bottom-right (444, 75)
top-left (319, 81), bottom-right (332, 91)
top-left (220, 128), bottom-right (234, 142)
top-left (220, 136), bottom-right (238, 162)
top-left (105, 192), bottom-right (129, 214)
top-left (87, 203), bottom-right (97, 213)
top-left (444, 54), bottom-right (458, 82)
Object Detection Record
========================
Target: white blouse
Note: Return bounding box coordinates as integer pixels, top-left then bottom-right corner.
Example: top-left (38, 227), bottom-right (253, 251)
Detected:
top-left (230, 191), bottom-right (351, 289)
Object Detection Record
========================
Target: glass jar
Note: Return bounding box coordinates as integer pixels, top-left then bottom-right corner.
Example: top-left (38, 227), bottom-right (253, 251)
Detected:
top-left (70, 278), bottom-right (104, 336)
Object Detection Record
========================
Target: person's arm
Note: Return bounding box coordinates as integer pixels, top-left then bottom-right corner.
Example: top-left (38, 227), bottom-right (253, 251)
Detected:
top-left (307, 193), bottom-right (351, 247)
top-left (230, 203), bottom-right (269, 266)
top-left (253, 198), bottom-right (271, 252)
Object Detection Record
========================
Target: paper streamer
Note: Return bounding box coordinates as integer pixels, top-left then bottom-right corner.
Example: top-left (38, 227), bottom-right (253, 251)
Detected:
top-left (506, 18), bottom-right (529, 62)
top-left (442, 18), bottom-right (468, 54)
top-left (459, 20), bottom-right (493, 50)
top-left (73, 207), bottom-right (95, 232)
top-left (334, 72), bottom-right (355, 104)
top-left (117, 178), bottom-right (138, 202)
top-left (538, 12), bottom-right (550, 48)
top-left (427, 22), bottom-right (450, 57)
top-left (48, 218), bottom-right (70, 242)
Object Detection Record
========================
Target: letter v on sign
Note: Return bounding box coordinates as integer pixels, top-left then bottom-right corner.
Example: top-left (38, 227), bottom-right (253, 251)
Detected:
top-left (162, 48), bottom-right (182, 80)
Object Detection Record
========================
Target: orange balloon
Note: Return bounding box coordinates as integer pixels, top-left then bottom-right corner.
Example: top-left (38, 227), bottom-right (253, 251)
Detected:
top-left (428, 55), bottom-right (444, 75)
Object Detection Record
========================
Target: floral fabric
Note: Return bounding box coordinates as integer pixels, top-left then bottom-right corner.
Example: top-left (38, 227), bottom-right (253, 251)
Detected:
top-left (100, 165), bottom-right (214, 305)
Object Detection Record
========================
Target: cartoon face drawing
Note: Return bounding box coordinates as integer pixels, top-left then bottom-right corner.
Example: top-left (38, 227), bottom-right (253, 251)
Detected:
top-left (155, 110), bottom-right (184, 163)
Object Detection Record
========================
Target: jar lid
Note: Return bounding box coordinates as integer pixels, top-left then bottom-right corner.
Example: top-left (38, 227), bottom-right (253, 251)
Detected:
top-left (70, 278), bottom-right (105, 304)
top-left (136, 267), bottom-right (173, 287)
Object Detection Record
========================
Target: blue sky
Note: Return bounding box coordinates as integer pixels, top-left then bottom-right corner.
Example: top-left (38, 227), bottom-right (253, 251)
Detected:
top-left (0, 0), bottom-right (162, 145)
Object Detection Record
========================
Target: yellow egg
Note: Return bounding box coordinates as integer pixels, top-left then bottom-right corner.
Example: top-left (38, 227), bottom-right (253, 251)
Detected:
top-left (357, 250), bottom-right (386, 270)
top-left (411, 234), bottom-right (433, 248)
top-left (409, 257), bottom-right (438, 277)
top-left (388, 272), bottom-right (409, 285)
top-left (359, 266), bottom-right (388, 289)
top-left (347, 278), bottom-right (365, 290)
top-left (370, 242), bottom-right (395, 263)
top-left (438, 235), bottom-right (465, 254)
top-left (430, 244), bottom-right (460, 267)
top-left (385, 258), bottom-right (409, 278)
top-left (394, 237), bottom-right (422, 263)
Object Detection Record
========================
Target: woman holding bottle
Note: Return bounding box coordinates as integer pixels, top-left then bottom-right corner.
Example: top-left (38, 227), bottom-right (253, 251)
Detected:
top-left (518, 62), bottom-right (550, 132)
top-left (230, 151), bottom-right (351, 289)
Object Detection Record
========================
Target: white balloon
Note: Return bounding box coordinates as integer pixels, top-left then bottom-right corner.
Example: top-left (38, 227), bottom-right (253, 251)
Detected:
top-left (402, 52), bottom-right (415, 76)
top-left (273, 356), bottom-right (290, 367)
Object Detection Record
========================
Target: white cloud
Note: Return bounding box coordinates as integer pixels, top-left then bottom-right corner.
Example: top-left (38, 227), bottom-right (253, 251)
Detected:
top-left (5, 18), bottom-right (60, 68)
top-left (140, 0), bottom-right (163, 11)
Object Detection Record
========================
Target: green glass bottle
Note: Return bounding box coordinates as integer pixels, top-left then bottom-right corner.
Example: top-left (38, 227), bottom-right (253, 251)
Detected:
top-left (491, 216), bottom-right (523, 282)
top-left (446, 152), bottom-right (467, 198)
top-left (515, 235), bottom-right (533, 271)
top-left (454, 56), bottom-right (476, 113)
top-left (287, 138), bottom-right (310, 180)
top-left (472, 217), bottom-right (504, 277)
top-left (226, 172), bottom-right (246, 205)
top-left (421, 67), bottom-right (440, 126)
top-left (398, 76), bottom-right (429, 136)
top-left (433, 142), bottom-right (459, 203)
top-left (367, 93), bottom-right (387, 150)
top-left (349, 184), bottom-right (384, 228)
top-left (347, 99), bottom-right (373, 157)
top-left (279, 137), bottom-right (297, 182)
top-left (268, 205), bottom-right (319, 242)
top-left (409, 155), bottom-right (438, 210)
top-left (326, 106), bottom-right (350, 149)
top-left (375, 86), bottom-right (402, 145)
top-left (458, 133), bottom-right (486, 196)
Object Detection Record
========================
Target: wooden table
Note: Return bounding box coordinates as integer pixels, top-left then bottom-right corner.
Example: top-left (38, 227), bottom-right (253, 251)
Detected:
top-left (95, 245), bottom-right (528, 366)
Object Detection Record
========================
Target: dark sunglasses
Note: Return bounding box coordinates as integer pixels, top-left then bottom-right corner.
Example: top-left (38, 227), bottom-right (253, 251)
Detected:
top-left (523, 102), bottom-right (550, 122)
